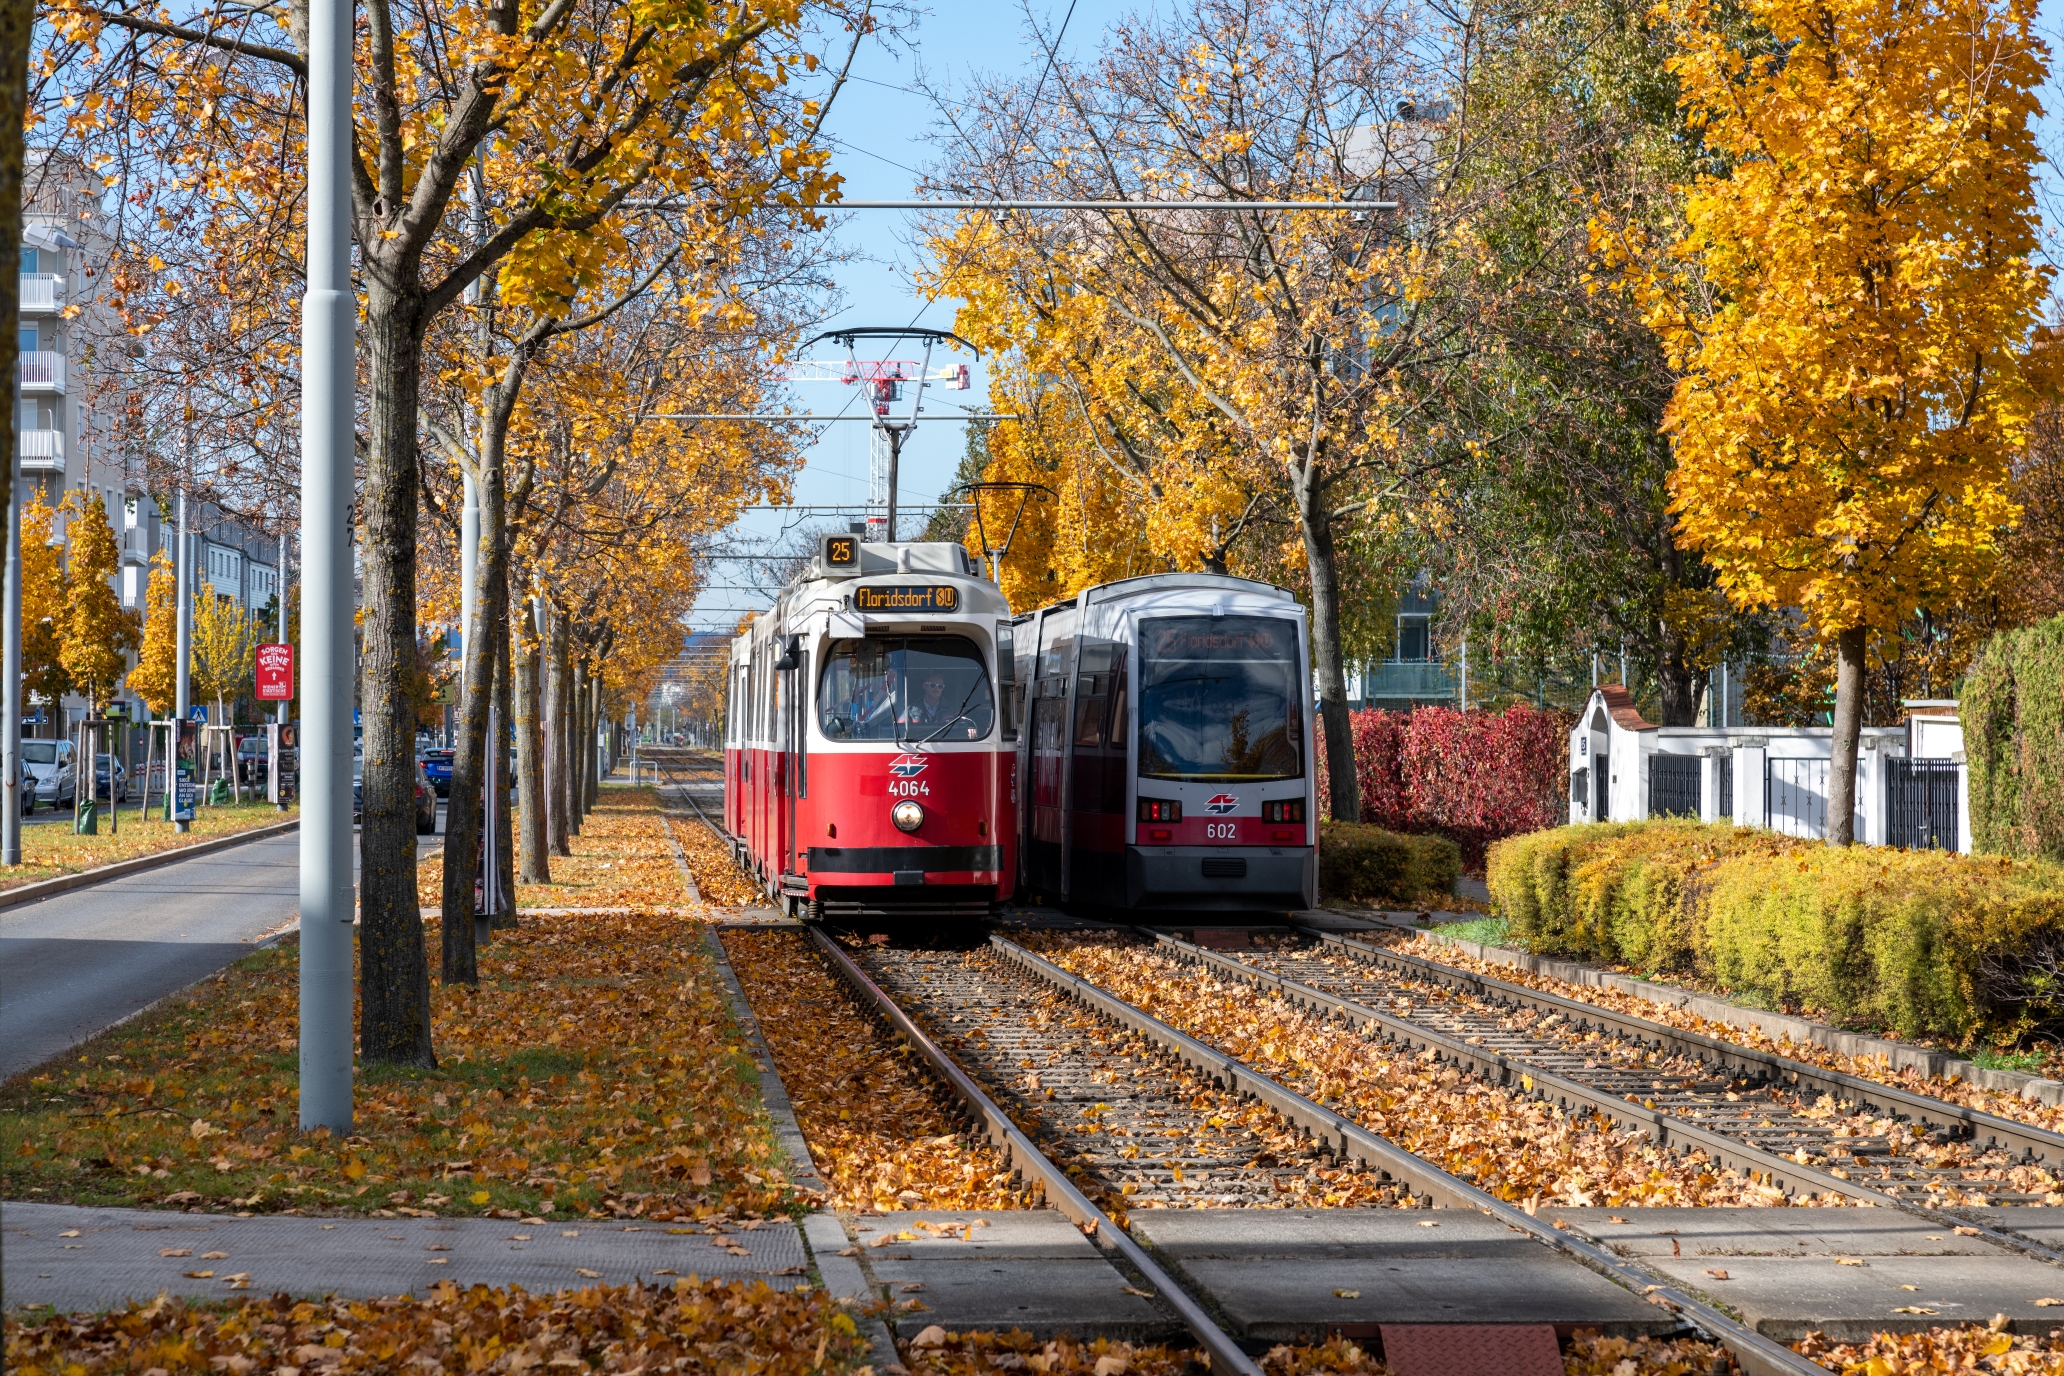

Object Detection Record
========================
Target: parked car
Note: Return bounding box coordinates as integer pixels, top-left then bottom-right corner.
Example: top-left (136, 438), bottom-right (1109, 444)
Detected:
top-left (352, 755), bottom-right (438, 835)
top-left (421, 748), bottom-right (454, 797)
top-left (18, 759), bottom-right (36, 814)
top-left (22, 739), bottom-right (75, 807)
top-left (93, 753), bottom-right (129, 804)
top-left (237, 736), bottom-right (270, 786)
top-left (415, 758), bottom-right (438, 834)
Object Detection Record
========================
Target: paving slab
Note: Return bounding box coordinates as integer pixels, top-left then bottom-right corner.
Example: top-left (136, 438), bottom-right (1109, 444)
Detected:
top-left (1127, 1209), bottom-right (1672, 1341)
top-left (851, 1210), bottom-right (1177, 1342)
top-left (1963, 1208), bottom-right (2064, 1250)
top-left (1555, 1208), bottom-right (2064, 1340)
top-left (2, 1202), bottom-right (806, 1313)
top-left (1554, 1207), bottom-right (2005, 1258)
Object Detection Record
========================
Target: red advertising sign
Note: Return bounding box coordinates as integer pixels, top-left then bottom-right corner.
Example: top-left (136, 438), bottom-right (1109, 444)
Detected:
top-left (256, 643), bottom-right (294, 701)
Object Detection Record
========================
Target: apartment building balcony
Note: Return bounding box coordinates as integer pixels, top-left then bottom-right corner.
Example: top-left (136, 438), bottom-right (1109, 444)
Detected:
top-left (19, 429), bottom-right (65, 474)
top-left (18, 350), bottom-right (65, 394)
top-left (19, 274), bottom-right (66, 314)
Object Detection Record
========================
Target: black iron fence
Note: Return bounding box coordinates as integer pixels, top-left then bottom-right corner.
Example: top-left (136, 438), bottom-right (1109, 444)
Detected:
top-left (1887, 757), bottom-right (1960, 851)
top-left (1649, 754), bottom-right (1702, 819)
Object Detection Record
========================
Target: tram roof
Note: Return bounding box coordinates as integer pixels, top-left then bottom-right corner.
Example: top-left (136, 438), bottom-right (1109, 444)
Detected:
top-left (1014, 572), bottom-right (1296, 621)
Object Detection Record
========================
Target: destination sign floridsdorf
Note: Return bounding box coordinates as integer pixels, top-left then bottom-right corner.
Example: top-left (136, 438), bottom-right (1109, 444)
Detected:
top-left (854, 583), bottom-right (960, 613)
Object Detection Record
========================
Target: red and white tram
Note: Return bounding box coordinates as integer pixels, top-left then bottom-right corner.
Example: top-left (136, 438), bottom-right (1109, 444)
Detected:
top-left (1014, 573), bottom-right (1318, 911)
top-left (725, 535), bottom-right (1018, 919)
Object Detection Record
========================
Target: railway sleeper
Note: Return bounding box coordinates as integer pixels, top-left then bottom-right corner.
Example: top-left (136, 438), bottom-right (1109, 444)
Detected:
top-left (1140, 929), bottom-right (2064, 1266)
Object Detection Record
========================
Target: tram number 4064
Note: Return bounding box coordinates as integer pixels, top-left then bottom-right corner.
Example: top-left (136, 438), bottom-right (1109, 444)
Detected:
top-left (1206, 821), bottom-right (1237, 839)
top-left (890, 780), bottom-right (931, 798)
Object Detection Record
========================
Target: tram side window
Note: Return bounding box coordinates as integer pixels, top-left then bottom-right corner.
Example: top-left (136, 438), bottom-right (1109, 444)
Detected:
top-left (818, 637), bottom-right (996, 741)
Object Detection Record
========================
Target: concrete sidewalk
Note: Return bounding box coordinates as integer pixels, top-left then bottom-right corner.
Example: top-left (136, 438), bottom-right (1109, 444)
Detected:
top-left (2, 1203), bottom-right (808, 1312)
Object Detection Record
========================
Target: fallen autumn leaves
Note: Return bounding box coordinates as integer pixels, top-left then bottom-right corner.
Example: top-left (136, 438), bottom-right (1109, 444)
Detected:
top-left (3, 1278), bottom-right (873, 1375)
top-left (721, 930), bottom-right (1034, 1211)
top-left (672, 812), bottom-right (762, 908)
top-left (1396, 932), bottom-right (2064, 1138)
top-left (2, 910), bottom-right (799, 1220)
top-left (1793, 1325), bottom-right (2064, 1375)
top-left (416, 786), bottom-right (692, 911)
top-left (1019, 933), bottom-right (1795, 1209)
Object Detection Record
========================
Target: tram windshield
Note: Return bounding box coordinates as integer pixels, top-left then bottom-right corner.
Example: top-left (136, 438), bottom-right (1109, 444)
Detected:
top-left (1137, 616), bottom-right (1302, 782)
top-left (818, 636), bottom-right (996, 742)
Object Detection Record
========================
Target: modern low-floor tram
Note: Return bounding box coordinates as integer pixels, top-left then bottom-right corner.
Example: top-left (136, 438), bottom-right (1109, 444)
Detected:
top-left (726, 534), bottom-right (1018, 919)
top-left (1014, 573), bottom-right (1318, 911)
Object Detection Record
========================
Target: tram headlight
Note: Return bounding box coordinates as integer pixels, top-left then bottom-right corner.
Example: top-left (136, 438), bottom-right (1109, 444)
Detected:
top-left (891, 800), bottom-right (925, 833)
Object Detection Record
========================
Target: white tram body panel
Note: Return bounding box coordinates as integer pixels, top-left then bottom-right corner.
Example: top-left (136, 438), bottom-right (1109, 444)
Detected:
top-left (1013, 574), bottom-right (1319, 911)
top-left (726, 537), bottom-right (1017, 919)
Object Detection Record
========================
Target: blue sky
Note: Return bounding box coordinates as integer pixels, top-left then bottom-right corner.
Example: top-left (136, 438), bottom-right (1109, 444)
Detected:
top-left (687, 1), bottom-right (1129, 632)
top-left (686, 0), bottom-right (2064, 634)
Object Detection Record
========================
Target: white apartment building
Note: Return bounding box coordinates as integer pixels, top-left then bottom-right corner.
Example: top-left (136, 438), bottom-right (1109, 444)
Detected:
top-left (19, 159), bottom-right (281, 736)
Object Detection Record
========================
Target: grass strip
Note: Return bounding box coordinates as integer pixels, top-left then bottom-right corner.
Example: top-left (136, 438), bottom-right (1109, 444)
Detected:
top-left (416, 786), bottom-right (691, 912)
top-left (721, 930), bottom-right (1033, 1212)
top-left (1, 800), bottom-right (295, 892)
top-left (1020, 932), bottom-right (1802, 1209)
top-left (2, 909), bottom-right (798, 1221)
top-left (3, 1278), bottom-right (873, 1374)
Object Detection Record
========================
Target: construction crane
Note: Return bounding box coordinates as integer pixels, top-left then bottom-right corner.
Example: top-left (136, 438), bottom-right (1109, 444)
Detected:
top-left (788, 327), bottom-right (979, 542)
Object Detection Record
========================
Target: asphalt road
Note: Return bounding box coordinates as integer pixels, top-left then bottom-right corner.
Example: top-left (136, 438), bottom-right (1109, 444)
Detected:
top-left (0, 804), bottom-right (441, 1083)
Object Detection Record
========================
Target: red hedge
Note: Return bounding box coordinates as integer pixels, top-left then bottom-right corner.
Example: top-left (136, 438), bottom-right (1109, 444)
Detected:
top-left (1316, 704), bottom-right (1572, 869)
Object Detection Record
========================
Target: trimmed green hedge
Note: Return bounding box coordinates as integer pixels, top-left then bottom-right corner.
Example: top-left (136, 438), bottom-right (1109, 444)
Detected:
top-left (1487, 821), bottom-right (2064, 1044)
top-left (1320, 821), bottom-right (1461, 906)
top-left (1965, 613), bottom-right (2064, 863)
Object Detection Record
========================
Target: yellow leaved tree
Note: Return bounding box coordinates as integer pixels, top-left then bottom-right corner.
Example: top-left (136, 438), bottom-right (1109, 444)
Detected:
top-left (1648, 0), bottom-right (2055, 843)
top-left (128, 551), bottom-right (180, 719)
top-left (190, 592), bottom-right (259, 727)
top-left (20, 493), bottom-right (71, 716)
top-left (57, 492), bottom-right (142, 717)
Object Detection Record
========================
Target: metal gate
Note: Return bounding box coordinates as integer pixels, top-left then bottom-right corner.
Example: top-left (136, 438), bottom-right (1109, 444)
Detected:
top-left (1717, 753), bottom-right (1733, 820)
top-left (1649, 755), bottom-right (1702, 819)
top-left (1766, 757), bottom-right (1830, 839)
top-left (1887, 758), bottom-right (1960, 851)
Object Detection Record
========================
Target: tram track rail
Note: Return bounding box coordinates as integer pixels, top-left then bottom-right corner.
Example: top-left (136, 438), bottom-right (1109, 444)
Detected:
top-left (820, 928), bottom-right (1827, 1376)
top-left (1130, 926), bottom-right (2064, 1267)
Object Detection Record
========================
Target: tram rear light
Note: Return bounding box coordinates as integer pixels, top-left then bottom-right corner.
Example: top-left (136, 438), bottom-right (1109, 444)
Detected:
top-left (1272, 829), bottom-right (1293, 842)
top-left (1138, 798), bottom-right (1181, 823)
top-left (1149, 828), bottom-right (1172, 841)
top-left (1263, 799), bottom-right (1305, 823)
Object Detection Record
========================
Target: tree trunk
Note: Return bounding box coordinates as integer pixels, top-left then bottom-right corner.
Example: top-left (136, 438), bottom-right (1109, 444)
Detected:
top-left (514, 603), bottom-right (551, 883)
top-left (546, 610), bottom-right (572, 854)
top-left (1826, 625), bottom-right (1866, 847)
top-left (491, 593), bottom-right (518, 928)
top-left (1652, 626), bottom-right (1702, 727)
top-left (356, 286), bottom-right (436, 1068)
top-left (565, 648), bottom-right (585, 833)
top-left (1294, 464), bottom-right (1359, 823)
top-left (575, 661), bottom-right (594, 816)
top-left (439, 416), bottom-right (512, 981)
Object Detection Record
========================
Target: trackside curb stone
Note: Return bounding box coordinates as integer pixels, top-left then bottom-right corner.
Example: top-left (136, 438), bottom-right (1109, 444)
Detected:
top-left (0, 818), bottom-right (300, 912)
top-left (1416, 927), bottom-right (2064, 1106)
top-left (699, 928), bottom-right (903, 1370)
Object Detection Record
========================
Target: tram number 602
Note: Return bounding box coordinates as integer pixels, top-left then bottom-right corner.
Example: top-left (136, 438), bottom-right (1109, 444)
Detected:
top-left (1206, 822), bottom-right (1237, 840)
top-left (890, 780), bottom-right (931, 798)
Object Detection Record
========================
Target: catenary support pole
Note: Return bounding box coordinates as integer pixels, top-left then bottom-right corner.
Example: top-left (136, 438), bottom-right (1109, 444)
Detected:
top-left (1, 458), bottom-right (20, 866)
top-left (173, 488), bottom-right (192, 833)
top-left (298, 0), bottom-right (355, 1136)
top-left (460, 473), bottom-right (479, 662)
top-left (278, 527), bottom-right (290, 726)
